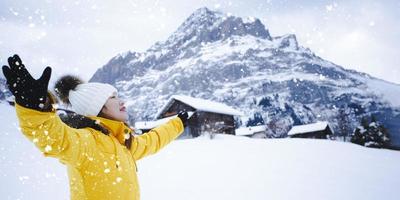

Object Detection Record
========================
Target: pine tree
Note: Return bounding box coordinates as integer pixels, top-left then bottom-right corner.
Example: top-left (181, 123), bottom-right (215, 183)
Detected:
top-left (246, 112), bottom-right (265, 127)
top-left (350, 115), bottom-right (391, 148)
top-left (350, 125), bottom-right (366, 145)
top-left (380, 125), bottom-right (391, 147)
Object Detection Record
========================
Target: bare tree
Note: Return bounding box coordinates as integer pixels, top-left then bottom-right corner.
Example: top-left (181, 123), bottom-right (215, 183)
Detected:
top-left (267, 118), bottom-right (290, 138)
top-left (337, 106), bottom-right (352, 141)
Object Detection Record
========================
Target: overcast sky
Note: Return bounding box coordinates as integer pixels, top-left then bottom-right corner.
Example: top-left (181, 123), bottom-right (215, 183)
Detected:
top-left (1, 0), bottom-right (399, 85)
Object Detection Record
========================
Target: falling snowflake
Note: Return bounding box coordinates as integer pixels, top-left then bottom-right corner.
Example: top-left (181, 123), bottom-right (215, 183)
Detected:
top-left (369, 21), bottom-right (375, 27)
top-left (9, 8), bottom-right (19, 16)
top-left (44, 145), bottom-right (52, 152)
top-left (18, 176), bottom-right (30, 181)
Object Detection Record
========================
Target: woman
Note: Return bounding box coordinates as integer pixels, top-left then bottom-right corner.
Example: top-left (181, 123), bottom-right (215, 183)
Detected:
top-left (2, 54), bottom-right (189, 200)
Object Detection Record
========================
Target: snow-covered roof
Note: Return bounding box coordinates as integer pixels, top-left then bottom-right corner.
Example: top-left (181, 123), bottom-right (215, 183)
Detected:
top-left (235, 125), bottom-right (267, 136)
top-left (287, 121), bottom-right (332, 136)
top-left (156, 95), bottom-right (244, 119)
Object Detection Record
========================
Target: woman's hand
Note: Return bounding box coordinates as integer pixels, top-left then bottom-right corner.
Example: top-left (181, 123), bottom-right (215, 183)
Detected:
top-left (2, 54), bottom-right (52, 111)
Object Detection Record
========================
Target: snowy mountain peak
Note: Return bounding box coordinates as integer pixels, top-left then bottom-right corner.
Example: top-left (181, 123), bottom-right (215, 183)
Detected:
top-left (187, 7), bottom-right (223, 22)
top-left (158, 7), bottom-right (271, 50)
top-left (90, 7), bottom-right (400, 148)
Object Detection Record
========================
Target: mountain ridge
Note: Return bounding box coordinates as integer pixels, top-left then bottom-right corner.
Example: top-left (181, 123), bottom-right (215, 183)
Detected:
top-left (88, 7), bottom-right (400, 148)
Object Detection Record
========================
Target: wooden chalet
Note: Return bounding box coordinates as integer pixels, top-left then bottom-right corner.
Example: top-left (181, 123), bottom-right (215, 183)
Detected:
top-left (287, 121), bottom-right (333, 139)
top-left (145, 95), bottom-right (244, 138)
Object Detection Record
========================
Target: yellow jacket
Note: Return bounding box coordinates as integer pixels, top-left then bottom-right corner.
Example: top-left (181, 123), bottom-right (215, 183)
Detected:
top-left (15, 103), bottom-right (184, 200)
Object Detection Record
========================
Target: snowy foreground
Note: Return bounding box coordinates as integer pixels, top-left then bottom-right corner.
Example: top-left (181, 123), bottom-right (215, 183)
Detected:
top-left (0, 103), bottom-right (399, 200)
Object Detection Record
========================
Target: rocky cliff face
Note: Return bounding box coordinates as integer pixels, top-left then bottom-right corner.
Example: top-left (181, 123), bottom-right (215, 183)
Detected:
top-left (90, 7), bottom-right (400, 147)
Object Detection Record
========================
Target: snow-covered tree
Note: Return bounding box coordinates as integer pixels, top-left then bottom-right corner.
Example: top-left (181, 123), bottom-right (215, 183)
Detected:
top-left (350, 115), bottom-right (391, 148)
top-left (246, 112), bottom-right (265, 127)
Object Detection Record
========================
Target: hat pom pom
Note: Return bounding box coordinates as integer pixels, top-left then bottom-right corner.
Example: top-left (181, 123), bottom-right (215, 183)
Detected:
top-left (54, 75), bottom-right (83, 104)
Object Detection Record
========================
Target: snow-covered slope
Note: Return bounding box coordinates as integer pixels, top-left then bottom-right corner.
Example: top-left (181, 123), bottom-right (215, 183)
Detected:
top-left (89, 7), bottom-right (400, 147)
top-left (1, 103), bottom-right (399, 200)
top-left (141, 136), bottom-right (400, 200)
top-left (0, 103), bottom-right (68, 199)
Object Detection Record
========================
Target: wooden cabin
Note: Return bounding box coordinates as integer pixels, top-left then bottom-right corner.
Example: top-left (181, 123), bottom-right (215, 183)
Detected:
top-left (140, 95), bottom-right (243, 138)
top-left (287, 121), bottom-right (333, 139)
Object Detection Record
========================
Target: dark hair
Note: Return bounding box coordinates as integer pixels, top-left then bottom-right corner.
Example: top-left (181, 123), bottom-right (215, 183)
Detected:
top-left (59, 111), bottom-right (110, 135)
top-left (124, 122), bottom-right (133, 149)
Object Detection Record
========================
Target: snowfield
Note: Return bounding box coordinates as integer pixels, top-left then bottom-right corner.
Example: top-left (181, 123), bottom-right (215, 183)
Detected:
top-left (0, 103), bottom-right (399, 200)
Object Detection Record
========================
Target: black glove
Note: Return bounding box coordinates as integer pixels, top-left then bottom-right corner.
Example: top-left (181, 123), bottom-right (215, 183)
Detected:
top-left (177, 111), bottom-right (189, 127)
top-left (2, 54), bottom-right (52, 111)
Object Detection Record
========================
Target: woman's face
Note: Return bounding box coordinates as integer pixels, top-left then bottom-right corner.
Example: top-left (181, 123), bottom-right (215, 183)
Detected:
top-left (100, 92), bottom-right (128, 122)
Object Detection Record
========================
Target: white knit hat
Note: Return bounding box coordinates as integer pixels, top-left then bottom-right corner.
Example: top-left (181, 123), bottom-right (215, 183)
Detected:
top-left (68, 83), bottom-right (117, 116)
